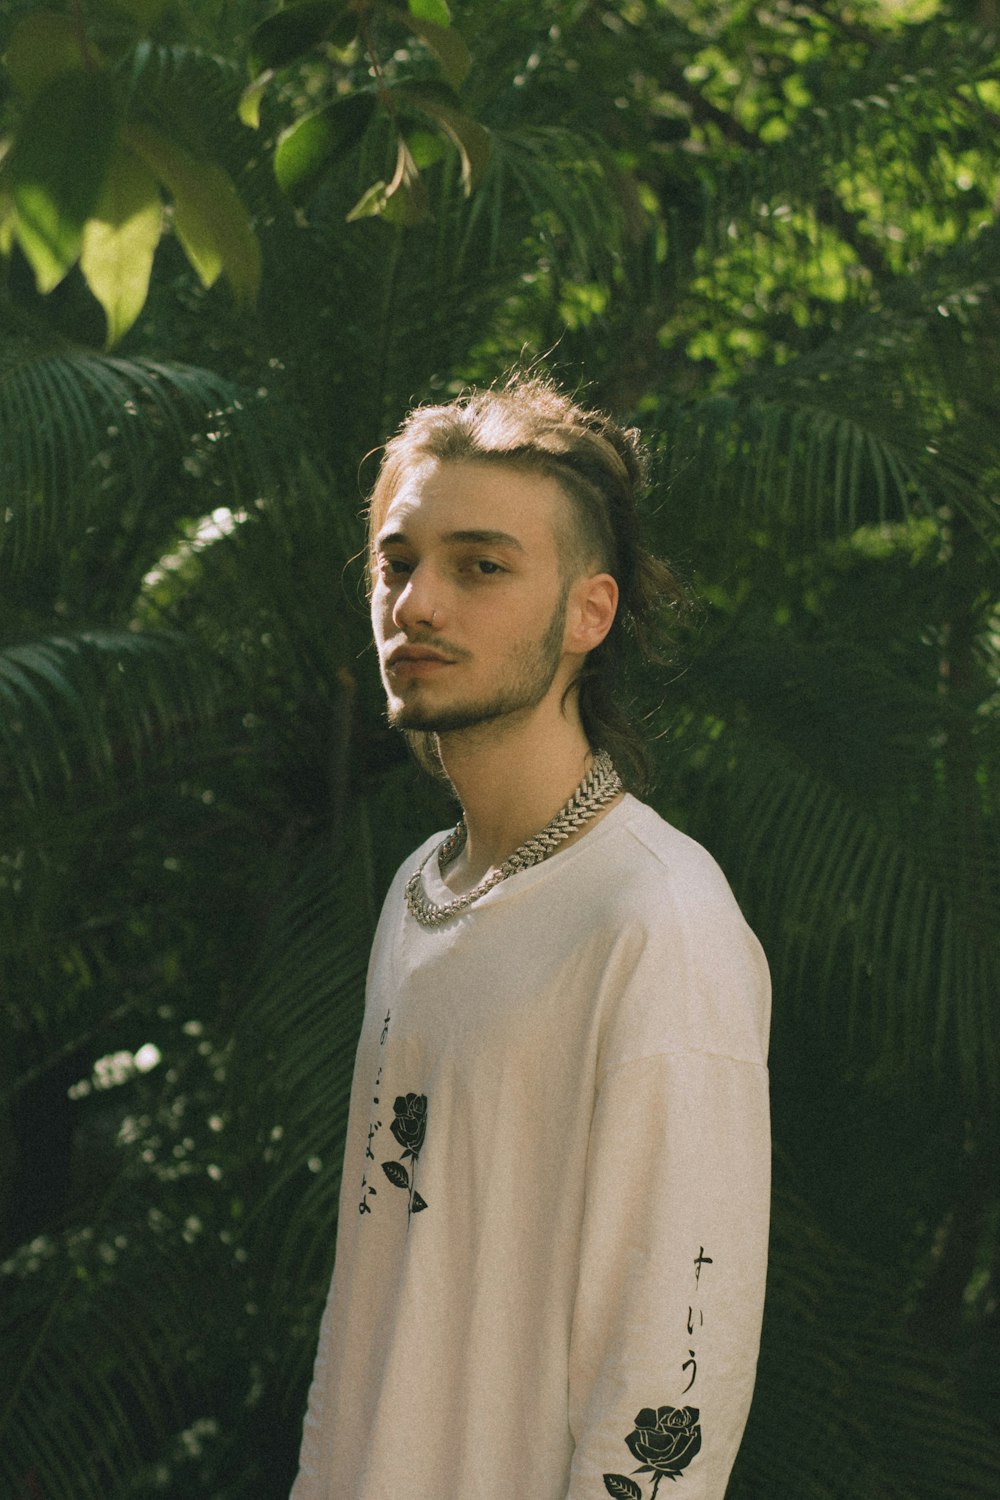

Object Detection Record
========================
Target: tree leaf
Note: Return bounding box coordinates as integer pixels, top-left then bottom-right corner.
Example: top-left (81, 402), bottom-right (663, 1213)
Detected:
top-left (0, 183), bottom-right (16, 256)
top-left (345, 178), bottom-right (389, 222)
top-left (408, 0), bottom-right (451, 23)
top-left (388, 6), bottom-right (471, 88)
top-left (347, 137), bottom-right (429, 225)
top-left (393, 81), bottom-right (490, 192)
top-left (603, 1476), bottom-right (642, 1500)
top-left (411, 1191), bottom-right (428, 1212)
top-left (10, 71), bottom-right (119, 292)
top-left (382, 136), bottom-right (430, 224)
top-left (80, 143), bottom-right (163, 346)
top-left (238, 69), bottom-right (275, 130)
top-left (248, 0), bottom-right (352, 74)
top-left (3, 12), bottom-right (85, 102)
top-left (405, 127), bottom-right (448, 168)
top-left (381, 1160), bottom-right (409, 1189)
top-left (124, 123), bottom-right (261, 305)
top-left (274, 94), bottom-right (376, 200)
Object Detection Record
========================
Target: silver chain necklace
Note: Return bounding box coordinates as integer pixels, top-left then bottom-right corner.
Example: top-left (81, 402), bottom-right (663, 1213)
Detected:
top-left (404, 750), bottom-right (623, 928)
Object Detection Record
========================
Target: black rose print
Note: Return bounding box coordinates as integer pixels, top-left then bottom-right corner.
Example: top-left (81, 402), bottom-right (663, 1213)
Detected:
top-left (390, 1093), bottom-right (427, 1157)
top-left (604, 1405), bottom-right (701, 1497)
top-left (380, 1092), bottom-right (428, 1220)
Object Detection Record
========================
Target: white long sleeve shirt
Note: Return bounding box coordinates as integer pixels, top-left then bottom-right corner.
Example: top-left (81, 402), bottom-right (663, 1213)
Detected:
top-left (291, 795), bottom-right (771, 1500)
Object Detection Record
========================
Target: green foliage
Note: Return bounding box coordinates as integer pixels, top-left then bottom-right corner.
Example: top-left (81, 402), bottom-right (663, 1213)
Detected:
top-left (1, 0), bottom-right (999, 1495)
top-left (9, 69), bottom-right (119, 293)
top-left (80, 143), bottom-right (163, 347)
top-left (0, 1), bottom-right (488, 327)
top-left (0, 10), bottom-right (264, 339)
top-left (274, 93), bottom-right (377, 199)
top-left (243, 0), bottom-right (481, 221)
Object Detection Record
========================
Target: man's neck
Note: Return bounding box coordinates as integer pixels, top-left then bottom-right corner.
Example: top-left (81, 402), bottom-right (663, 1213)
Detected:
top-left (436, 714), bottom-right (617, 896)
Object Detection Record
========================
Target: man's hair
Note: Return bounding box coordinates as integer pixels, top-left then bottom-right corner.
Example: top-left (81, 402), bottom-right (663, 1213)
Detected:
top-left (366, 374), bottom-right (689, 793)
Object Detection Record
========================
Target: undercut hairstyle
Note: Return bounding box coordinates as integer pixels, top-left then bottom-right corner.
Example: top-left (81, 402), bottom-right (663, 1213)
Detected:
top-left (366, 373), bottom-right (690, 794)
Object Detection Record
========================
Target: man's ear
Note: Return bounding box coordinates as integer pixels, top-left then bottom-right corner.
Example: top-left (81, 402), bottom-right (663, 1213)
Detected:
top-left (564, 572), bottom-right (619, 654)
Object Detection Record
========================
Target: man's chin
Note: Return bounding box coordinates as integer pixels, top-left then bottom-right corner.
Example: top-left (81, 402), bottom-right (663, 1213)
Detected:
top-left (389, 708), bottom-right (473, 733)
top-left (387, 700), bottom-right (435, 730)
top-left (388, 699), bottom-right (501, 735)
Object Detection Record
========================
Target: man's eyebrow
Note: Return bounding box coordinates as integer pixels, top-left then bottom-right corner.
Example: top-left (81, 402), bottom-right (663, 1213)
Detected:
top-left (375, 528), bottom-right (526, 552)
top-left (375, 529), bottom-right (409, 550)
top-left (444, 529), bottom-right (525, 551)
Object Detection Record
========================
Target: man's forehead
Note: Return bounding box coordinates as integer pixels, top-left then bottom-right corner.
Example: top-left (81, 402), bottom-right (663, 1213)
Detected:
top-left (378, 458), bottom-right (567, 546)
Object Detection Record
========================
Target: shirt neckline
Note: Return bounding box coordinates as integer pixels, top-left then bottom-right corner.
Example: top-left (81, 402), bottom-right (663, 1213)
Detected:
top-left (418, 792), bottom-right (640, 911)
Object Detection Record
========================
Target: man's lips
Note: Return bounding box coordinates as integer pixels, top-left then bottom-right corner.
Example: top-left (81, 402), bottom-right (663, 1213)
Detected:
top-left (385, 644), bottom-right (458, 678)
top-left (386, 644), bottom-right (455, 668)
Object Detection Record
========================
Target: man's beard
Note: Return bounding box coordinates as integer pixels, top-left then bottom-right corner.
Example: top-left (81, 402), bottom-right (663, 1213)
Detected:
top-left (386, 586), bottom-right (568, 735)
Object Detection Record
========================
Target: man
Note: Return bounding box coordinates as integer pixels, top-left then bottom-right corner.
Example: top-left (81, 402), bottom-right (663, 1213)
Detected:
top-left (291, 377), bottom-right (770, 1500)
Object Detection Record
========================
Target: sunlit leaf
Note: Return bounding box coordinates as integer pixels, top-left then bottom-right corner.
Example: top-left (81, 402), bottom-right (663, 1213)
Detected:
top-left (406, 127), bottom-right (447, 169)
top-left (238, 68), bottom-right (275, 129)
top-left (274, 94), bottom-right (376, 200)
top-left (408, 0), bottom-right (451, 23)
top-left (393, 81), bottom-right (490, 192)
top-left (125, 123), bottom-right (261, 304)
top-left (80, 143), bottom-right (163, 346)
top-left (3, 12), bottom-right (85, 101)
top-left (0, 182), bottom-right (15, 255)
top-left (10, 71), bottom-right (118, 292)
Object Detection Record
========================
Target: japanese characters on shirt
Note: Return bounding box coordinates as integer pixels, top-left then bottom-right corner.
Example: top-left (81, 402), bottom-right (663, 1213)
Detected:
top-left (601, 1247), bottom-right (709, 1498)
top-left (357, 1008), bottom-right (429, 1222)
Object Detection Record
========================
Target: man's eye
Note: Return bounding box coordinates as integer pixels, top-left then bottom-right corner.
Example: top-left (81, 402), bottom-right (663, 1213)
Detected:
top-left (475, 560), bottom-right (504, 575)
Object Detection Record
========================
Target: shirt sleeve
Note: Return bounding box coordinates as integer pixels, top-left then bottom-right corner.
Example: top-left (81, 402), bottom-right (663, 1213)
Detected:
top-left (566, 1046), bottom-right (770, 1499)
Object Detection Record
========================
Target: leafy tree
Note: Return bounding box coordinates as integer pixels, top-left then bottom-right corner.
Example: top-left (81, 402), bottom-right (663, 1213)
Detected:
top-left (1, 1), bottom-right (998, 1496)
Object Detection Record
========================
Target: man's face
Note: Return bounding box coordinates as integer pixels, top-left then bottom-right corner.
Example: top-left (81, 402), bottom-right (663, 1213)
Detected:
top-left (371, 459), bottom-right (577, 736)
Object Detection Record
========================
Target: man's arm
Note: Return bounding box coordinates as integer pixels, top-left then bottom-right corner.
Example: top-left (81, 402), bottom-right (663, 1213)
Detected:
top-left (567, 991), bottom-right (770, 1497)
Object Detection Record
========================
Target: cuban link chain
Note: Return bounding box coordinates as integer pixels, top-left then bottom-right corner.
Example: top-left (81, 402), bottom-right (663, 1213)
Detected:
top-left (404, 750), bottom-right (622, 928)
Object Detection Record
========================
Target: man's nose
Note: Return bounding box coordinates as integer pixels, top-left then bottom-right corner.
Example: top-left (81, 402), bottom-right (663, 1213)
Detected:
top-left (392, 564), bottom-right (440, 632)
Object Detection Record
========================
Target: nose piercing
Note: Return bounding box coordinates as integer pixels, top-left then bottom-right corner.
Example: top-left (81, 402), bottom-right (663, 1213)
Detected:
top-left (431, 610), bottom-right (438, 627)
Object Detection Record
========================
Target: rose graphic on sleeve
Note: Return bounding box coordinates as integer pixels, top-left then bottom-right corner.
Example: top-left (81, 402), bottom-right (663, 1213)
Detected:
top-left (381, 1092), bottom-right (428, 1220)
top-left (604, 1405), bottom-right (701, 1497)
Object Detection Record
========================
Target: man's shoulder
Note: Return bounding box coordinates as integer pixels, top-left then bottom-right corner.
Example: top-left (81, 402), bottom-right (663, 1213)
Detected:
top-left (601, 800), bottom-right (771, 1061)
top-left (600, 797), bottom-right (742, 913)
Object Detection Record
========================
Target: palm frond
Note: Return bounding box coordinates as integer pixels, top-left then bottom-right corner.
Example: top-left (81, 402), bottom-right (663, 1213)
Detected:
top-left (657, 643), bottom-right (1000, 1098)
top-left (225, 817), bottom-right (377, 1399)
top-left (0, 628), bottom-right (227, 806)
top-left (0, 1211), bottom-right (223, 1500)
top-left (0, 327), bottom-right (271, 577)
top-left (650, 299), bottom-right (1000, 544)
top-left (469, 126), bottom-right (629, 283)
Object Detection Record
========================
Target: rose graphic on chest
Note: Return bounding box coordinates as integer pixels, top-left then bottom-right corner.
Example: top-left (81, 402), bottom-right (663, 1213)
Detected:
top-left (380, 1092), bottom-right (428, 1220)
